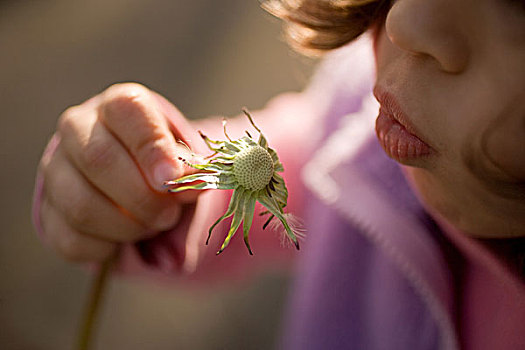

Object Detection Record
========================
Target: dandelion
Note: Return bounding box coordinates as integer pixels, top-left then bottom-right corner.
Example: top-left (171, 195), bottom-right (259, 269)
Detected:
top-left (165, 108), bottom-right (301, 255)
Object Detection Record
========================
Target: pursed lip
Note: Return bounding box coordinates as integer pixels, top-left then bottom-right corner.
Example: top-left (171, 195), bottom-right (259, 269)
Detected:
top-left (373, 86), bottom-right (435, 163)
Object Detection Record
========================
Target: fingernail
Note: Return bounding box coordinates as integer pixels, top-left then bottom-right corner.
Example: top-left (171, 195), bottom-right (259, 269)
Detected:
top-left (153, 161), bottom-right (179, 190)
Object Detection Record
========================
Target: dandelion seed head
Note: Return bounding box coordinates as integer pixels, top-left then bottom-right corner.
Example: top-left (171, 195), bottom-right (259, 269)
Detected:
top-left (166, 109), bottom-right (303, 254)
top-left (233, 145), bottom-right (274, 191)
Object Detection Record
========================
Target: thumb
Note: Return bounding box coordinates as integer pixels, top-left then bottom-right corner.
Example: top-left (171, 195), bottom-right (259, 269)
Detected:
top-left (98, 83), bottom-right (188, 192)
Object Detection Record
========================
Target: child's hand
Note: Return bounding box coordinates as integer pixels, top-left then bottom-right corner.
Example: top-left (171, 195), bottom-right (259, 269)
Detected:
top-left (37, 83), bottom-right (193, 263)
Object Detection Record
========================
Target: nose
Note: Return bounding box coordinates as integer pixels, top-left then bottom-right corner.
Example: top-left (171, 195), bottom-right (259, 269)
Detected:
top-left (385, 0), bottom-right (470, 74)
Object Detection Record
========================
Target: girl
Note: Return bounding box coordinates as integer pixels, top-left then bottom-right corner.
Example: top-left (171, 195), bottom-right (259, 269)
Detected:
top-left (33, 0), bottom-right (525, 349)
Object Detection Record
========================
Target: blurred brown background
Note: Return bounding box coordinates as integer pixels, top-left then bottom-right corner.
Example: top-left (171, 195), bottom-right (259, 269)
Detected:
top-left (0, 1), bottom-right (314, 349)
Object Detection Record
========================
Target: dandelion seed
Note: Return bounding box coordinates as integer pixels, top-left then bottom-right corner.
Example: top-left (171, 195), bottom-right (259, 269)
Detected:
top-left (268, 213), bottom-right (306, 248)
top-left (164, 108), bottom-right (302, 255)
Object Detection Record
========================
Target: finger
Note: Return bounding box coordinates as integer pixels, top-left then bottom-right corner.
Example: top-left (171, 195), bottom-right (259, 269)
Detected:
top-left (43, 146), bottom-right (155, 242)
top-left (40, 199), bottom-right (117, 263)
top-left (99, 83), bottom-right (185, 191)
top-left (57, 105), bottom-right (182, 232)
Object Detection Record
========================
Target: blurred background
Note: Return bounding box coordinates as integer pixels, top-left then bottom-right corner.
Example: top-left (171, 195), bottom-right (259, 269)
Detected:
top-left (0, 1), bottom-right (315, 349)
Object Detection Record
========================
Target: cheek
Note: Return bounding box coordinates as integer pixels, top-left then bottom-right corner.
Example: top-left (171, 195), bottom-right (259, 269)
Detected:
top-left (482, 109), bottom-right (525, 181)
top-left (455, 67), bottom-right (525, 184)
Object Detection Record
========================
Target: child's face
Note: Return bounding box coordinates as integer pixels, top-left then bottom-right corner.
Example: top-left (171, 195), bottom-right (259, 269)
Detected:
top-left (373, 0), bottom-right (525, 237)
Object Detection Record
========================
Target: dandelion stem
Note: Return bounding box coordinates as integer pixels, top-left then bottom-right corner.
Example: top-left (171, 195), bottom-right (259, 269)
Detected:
top-left (76, 248), bottom-right (120, 350)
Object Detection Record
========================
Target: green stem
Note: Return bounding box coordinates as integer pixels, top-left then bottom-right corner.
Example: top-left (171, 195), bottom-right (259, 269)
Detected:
top-left (76, 249), bottom-right (120, 350)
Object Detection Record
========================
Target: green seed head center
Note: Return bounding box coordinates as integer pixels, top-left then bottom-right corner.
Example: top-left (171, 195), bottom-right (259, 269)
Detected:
top-left (233, 146), bottom-right (274, 191)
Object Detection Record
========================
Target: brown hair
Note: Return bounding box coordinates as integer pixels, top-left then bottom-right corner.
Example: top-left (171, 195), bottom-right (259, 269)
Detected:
top-left (263, 0), bottom-right (390, 55)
